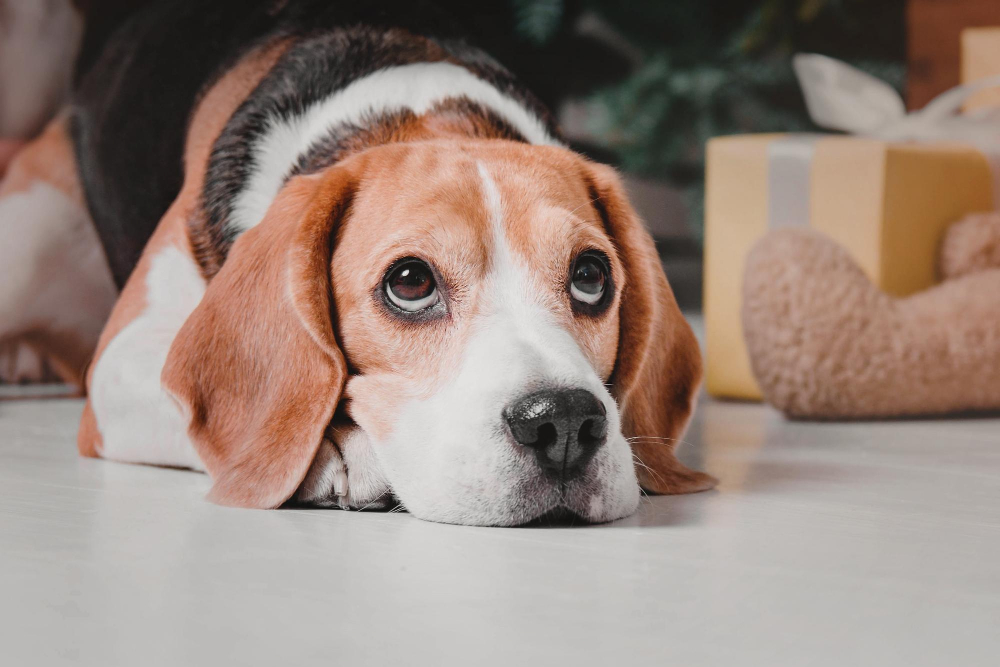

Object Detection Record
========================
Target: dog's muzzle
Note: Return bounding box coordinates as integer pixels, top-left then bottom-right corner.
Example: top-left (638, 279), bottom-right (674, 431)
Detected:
top-left (502, 388), bottom-right (608, 482)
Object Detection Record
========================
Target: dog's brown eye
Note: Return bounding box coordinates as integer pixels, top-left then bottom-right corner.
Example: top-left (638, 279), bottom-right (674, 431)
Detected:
top-left (570, 252), bottom-right (608, 306)
top-left (384, 259), bottom-right (439, 312)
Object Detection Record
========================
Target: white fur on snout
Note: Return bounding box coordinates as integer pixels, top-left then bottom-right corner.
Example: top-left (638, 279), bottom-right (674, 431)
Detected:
top-left (364, 163), bottom-right (639, 526)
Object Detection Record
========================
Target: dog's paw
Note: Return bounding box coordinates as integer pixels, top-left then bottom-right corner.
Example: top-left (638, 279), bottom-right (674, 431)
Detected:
top-left (294, 427), bottom-right (393, 510)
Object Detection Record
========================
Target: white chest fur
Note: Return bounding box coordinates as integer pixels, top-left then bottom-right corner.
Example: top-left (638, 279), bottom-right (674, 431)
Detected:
top-left (90, 245), bottom-right (207, 471)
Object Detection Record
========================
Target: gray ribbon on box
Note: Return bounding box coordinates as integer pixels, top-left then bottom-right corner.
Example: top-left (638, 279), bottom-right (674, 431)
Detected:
top-left (779, 53), bottom-right (1000, 218)
top-left (766, 135), bottom-right (824, 228)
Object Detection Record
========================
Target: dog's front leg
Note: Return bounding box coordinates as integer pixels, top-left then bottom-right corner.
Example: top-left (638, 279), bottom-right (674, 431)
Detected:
top-left (294, 425), bottom-right (393, 510)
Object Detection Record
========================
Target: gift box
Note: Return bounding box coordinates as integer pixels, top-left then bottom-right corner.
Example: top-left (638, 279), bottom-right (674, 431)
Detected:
top-left (962, 27), bottom-right (1000, 111)
top-left (704, 134), bottom-right (996, 400)
top-left (703, 54), bottom-right (1000, 401)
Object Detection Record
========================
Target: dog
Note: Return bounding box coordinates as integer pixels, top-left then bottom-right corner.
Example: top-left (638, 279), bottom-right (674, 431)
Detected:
top-left (0, 0), bottom-right (715, 525)
top-left (0, 0), bottom-right (85, 382)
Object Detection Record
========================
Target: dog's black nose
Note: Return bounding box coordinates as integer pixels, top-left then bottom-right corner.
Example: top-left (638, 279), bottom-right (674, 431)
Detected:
top-left (503, 388), bottom-right (608, 481)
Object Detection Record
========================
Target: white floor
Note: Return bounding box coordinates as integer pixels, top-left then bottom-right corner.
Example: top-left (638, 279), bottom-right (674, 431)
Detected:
top-left (1, 396), bottom-right (999, 666)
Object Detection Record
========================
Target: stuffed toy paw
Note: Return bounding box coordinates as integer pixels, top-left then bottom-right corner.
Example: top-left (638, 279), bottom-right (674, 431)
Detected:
top-left (940, 212), bottom-right (1000, 280)
top-left (741, 214), bottom-right (1000, 418)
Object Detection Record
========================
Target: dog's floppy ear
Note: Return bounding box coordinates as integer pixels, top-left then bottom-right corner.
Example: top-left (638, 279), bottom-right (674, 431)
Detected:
top-left (163, 167), bottom-right (356, 508)
top-left (586, 162), bottom-right (717, 495)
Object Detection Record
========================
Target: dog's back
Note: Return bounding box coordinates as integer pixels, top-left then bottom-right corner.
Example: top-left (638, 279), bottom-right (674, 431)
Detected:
top-left (70, 0), bottom-right (556, 285)
top-left (71, 0), bottom-right (348, 286)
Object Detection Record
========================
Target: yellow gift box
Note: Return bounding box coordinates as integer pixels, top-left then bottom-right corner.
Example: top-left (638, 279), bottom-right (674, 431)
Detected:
top-left (703, 134), bottom-right (996, 400)
top-left (962, 27), bottom-right (1000, 111)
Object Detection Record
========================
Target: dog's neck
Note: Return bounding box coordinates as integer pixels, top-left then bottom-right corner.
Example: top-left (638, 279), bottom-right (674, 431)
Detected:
top-left (287, 98), bottom-right (531, 180)
top-left (219, 61), bottom-right (561, 237)
top-left (194, 42), bottom-right (562, 278)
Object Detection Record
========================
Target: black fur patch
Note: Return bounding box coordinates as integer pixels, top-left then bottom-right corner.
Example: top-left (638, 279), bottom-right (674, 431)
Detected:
top-left (70, 0), bottom-right (288, 288)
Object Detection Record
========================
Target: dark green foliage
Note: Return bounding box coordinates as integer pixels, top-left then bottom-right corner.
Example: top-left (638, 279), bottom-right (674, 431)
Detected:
top-left (512, 0), bottom-right (565, 44)
top-left (510, 0), bottom-right (907, 238)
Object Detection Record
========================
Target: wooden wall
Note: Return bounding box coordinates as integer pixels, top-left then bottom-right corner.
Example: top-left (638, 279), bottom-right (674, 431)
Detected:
top-left (908, 0), bottom-right (1000, 108)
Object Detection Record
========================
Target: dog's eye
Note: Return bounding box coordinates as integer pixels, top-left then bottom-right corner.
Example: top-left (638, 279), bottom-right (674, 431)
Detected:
top-left (570, 252), bottom-right (609, 306)
top-left (384, 259), bottom-right (440, 312)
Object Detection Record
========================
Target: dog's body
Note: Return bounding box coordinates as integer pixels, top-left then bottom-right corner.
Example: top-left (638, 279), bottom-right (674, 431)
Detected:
top-left (1, 0), bottom-right (714, 525)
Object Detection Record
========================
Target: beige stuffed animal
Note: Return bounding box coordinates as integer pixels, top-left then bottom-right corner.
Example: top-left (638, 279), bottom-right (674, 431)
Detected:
top-left (742, 213), bottom-right (1000, 418)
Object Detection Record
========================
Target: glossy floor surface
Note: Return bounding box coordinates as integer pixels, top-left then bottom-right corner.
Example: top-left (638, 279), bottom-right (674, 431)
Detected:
top-left (2, 397), bottom-right (998, 666)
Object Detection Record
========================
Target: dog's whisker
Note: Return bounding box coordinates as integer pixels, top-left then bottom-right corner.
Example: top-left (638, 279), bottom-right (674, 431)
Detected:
top-left (627, 435), bottom-right (697, 450)
top-left (355, 489), bottom-right (391, 512)
top-left (630, 450), bottom-right (668, 488)
top-left (630, 454), bottom-right (654, 473)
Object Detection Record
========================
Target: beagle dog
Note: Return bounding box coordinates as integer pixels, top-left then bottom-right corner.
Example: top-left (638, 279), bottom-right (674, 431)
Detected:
top-left (1, 0), bottom-right (715, 525)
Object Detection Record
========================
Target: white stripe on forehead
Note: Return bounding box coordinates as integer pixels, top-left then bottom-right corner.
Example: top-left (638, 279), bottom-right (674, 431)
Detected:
top-left (476, 160), bottom-right (539, 313)
top-left (476, 161), bottom-right (506, 250)
top-left (231, 61), bottom-right (563, 233)
top-left (477, 160), bottom-right (526, 281)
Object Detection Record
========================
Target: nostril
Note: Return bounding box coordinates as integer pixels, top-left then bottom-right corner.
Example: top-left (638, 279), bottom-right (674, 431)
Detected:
top-left (577, 416), bottom-right (607, 447)
top-left (531, 422), bottom-right (558, 450)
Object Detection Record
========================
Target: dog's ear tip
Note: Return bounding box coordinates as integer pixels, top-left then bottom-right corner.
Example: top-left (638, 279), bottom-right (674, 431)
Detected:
top-left (205, 486), bottom-right (242, 508)
top-left (205, 474), bottom-right (296, 509)
top-left (638, 462), bottom-right (718, 496)
top-left (692, 471), bottom-right (720, 493)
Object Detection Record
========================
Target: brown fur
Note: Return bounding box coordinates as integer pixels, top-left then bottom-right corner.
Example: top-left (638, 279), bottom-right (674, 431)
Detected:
top-left (162, 172), bottom-right (353, 507)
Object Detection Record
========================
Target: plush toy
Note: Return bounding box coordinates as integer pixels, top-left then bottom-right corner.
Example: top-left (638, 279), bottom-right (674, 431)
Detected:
top-left (742, 212), bottom-right (1000, 418)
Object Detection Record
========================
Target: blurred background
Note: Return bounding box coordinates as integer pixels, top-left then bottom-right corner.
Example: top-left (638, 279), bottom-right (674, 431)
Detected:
top-left (437, 0), bottom-right (1000, 308)
top-left (7, 0), bottom-right (1000, 313)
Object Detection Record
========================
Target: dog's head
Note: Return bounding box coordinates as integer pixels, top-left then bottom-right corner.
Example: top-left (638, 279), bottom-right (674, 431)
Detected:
top-left (163, 140), bottom-right (713, 525)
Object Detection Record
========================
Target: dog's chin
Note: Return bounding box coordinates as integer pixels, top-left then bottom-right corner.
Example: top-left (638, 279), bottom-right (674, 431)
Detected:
top-left (394, 478), bottom-right (641, 527)
top-left (521, 506), bottom-right (585, 527)
top-left (374, 433), bottom-right (643, 527)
